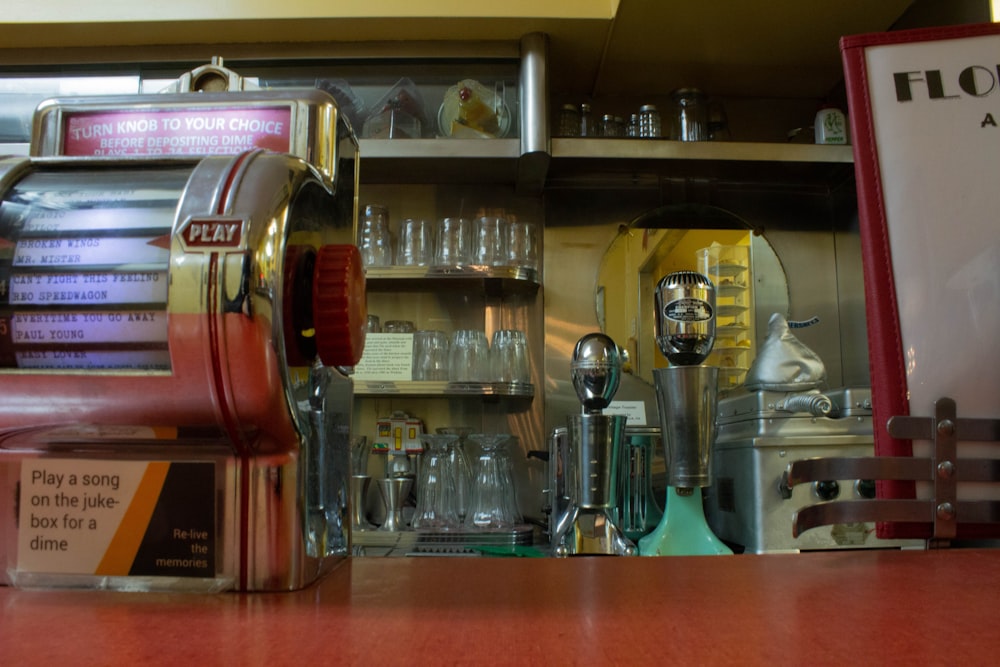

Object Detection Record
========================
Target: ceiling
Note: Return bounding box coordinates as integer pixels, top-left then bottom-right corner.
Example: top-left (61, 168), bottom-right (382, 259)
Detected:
top-left (0, 0), bottom-right (988, 106)
top-left (548, 0), bottom-right (916, 101)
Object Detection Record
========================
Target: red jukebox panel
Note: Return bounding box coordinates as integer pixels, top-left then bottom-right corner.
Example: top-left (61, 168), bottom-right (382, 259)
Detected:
top-left (842, 22), bottom-right (1000, 539)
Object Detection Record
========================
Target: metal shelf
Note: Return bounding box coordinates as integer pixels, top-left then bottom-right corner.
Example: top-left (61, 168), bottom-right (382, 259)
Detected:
top-left (355, 380), bottom-right (534, 399)
top-left (364, 265), bottom-right (540, 296)
top-left (357, 137), bottom-right (536, 190)
top-left (358, 138), bottom-right (855, 189)
top-left (547, 138), bottom-right (856, 189)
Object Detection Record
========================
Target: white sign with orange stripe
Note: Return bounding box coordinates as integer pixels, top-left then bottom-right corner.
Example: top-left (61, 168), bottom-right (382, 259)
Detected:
top-left (17, 458), bottom-right (215, 578)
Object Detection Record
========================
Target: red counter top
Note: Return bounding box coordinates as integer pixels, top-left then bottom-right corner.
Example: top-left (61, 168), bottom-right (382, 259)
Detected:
top-left (2, 549), bottom-right (999, 665)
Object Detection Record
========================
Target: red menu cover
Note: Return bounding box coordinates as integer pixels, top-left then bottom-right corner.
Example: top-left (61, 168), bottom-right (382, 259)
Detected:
top-left (842, 22), bottom-right (1000, 538)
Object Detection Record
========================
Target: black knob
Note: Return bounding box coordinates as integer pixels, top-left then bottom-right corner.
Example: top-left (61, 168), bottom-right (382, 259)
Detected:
top-left (778, 471), bottom-right (793, 500)
top-left (856, 479), bottom-right (877, 499)
top-left (814, 480), bottom-right (840, 501)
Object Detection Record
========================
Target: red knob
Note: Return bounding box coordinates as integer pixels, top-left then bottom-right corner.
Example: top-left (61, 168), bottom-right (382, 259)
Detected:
top-left (312, 244), bottom-right (367, 367)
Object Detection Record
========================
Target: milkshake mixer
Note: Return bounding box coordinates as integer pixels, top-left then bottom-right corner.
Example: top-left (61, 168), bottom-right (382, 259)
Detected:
top-left (638, 271), bottom-right (732, 556)
top-left (552, 333), bottom-right (636, 556)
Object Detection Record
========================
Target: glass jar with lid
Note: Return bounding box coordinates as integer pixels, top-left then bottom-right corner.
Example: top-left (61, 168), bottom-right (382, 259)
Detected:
top-left (556, 103), bottom-right (581, 137)
top-left (638, 104), bottom-right (662, 138)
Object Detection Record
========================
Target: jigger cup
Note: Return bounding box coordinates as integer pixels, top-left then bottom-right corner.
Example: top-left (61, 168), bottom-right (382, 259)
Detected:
top-left (350, 475), bottom-right (373, 532)
top-left (653, 365), bottom-right (719, 488)
top-left (376, 477), bottom-right (413, 532)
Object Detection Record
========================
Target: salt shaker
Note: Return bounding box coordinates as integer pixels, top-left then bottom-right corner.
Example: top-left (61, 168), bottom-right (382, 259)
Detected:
top-left (814, 106), bottom-right (848, 145)
top-left (626, 113), bottom-right (639, 138)
top-left (600, 114), bottom-right (619, 137)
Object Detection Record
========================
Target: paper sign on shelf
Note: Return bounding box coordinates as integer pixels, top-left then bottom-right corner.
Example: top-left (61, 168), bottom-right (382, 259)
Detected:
top-left (353, 333), bottom-right (414, 381)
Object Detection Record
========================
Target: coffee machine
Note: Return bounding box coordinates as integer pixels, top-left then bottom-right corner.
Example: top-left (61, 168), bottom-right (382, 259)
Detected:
top-left (638, 271), bottom-right (731, 556)
top-left (550, 333), bottom-right (636, 556)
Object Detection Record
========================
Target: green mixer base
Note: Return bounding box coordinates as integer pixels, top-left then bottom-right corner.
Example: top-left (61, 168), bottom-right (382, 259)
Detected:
top-left (638, 487), bottom-right (733, 556)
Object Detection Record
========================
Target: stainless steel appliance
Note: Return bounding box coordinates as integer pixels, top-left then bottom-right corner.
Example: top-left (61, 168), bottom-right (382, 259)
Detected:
top-left (705, 387), bottom-right (923, 553)
top-left (0, 146), bottom-right (366, 591)
top-left (638, 270), bottom-right (731, 556)
top-left (549, 333), bottom-right (635, 556)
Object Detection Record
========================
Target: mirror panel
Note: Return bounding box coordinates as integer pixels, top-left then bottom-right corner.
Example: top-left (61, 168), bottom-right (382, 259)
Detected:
top-left (596, 204), bottom-right (789, 390)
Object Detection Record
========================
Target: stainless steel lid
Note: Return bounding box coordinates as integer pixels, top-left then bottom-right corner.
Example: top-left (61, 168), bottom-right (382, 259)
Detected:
top-left (715, 387), bottom-right (873, 443)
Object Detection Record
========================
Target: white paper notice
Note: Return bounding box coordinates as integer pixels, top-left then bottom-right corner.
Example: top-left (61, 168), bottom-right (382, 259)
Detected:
top-left (605, 400), bottom-right (648, 425)
top-left (353, 333), bottom-right (415, 381)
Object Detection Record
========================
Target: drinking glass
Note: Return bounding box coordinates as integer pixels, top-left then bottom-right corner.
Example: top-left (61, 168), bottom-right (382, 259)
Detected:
top-left (383, 319), bottom-right (415, 334)
top-left (396, 218), bottom-right (433, 266)
top-left (412, 330), bottom-right (450, 381)
top-left (448, 329), bottom-right (490, 382)
top-left (472, 216), bottom-right (509, 266)
top-left (366, 314), bottom-right (381, 333)
top-left (506, 220), bottom-right (539, 271)
top-left (411, 434), bottom-right (462, 531)
top-left (433, 217), bottom-right (473, 268)
top-left (350, 435), bottom-right (370, 476)
top-left (491, 329), bottom-right (530, 383)
top-left (465, 433), bottom-right (520, 531)
top-left (436, 427), bottom-right (473, 521)
top-left (359, 204), bottom-right (393, 267)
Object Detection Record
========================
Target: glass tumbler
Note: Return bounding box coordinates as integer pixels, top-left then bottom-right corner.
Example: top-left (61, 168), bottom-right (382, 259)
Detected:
top-left (359, 204), bottom-right (393, 267)
top-left (350, 435), bottom-right (371, 476)
top-left (412, 434), bottom-right (461, 532)
top-left (412, 330), bottom-right (450, 381)
top-left (396, 218), bottom-right (433, 267)
top-left (506, 220), bottom-right (539, 271)
top-left (472, 216), bottom-right (510, 267)
top-left (491, 329), bottom-right (530, 384)
top-left (383, 319), bottom-right (415, 334)
top-left (448, 329), bottom-right (490, 382)
top-left (465, 433), bottom-right (520, 531)
top-left (433, 217), bottom-right (473, 268)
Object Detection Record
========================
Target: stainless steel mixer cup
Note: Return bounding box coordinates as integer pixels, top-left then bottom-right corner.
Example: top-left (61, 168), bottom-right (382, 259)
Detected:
top-left (553, 413), bottom-right (635, 556)
top-left (654, 365), bottom-right (719, 489)
top-left (566, 413), bottom-right (627, 509)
